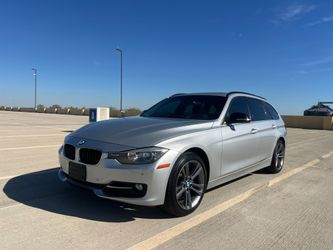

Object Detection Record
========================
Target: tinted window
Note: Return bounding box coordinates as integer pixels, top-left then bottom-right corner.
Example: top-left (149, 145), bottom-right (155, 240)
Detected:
top-left (152, 99), bottom-right (181, 115)
top-left (263, 102), bottom-right (280, 120)
top-left (141, 95), bottom-right (227, 120)
top-left (226, 97), bottom-right (250, 120)
top-left (248, 98), bottom-right (270, 121)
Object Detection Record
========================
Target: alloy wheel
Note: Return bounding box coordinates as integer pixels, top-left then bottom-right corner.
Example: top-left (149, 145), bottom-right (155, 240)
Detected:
top-left (175, 160), bottom-right (205, 210)
top-left (275, 142), bottom-right (285, 169)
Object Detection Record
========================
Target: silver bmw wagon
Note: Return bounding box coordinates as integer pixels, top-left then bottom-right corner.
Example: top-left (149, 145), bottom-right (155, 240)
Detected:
top-left (58, 92), bottom-right (286, 216)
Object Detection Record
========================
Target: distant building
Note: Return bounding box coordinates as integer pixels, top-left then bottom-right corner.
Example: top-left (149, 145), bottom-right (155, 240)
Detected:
top-left (304, 102), bottom-right (333, 116)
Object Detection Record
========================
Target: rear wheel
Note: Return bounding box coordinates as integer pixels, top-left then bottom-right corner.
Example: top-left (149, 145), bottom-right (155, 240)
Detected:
top-left (163, 152), bottom-right (207, 216)
top-left (265, 140), bottom-right (285, 174)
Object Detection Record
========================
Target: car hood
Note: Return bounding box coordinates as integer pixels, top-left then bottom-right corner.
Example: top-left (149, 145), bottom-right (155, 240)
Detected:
top-left (69, 116), bottom-right (213, 148)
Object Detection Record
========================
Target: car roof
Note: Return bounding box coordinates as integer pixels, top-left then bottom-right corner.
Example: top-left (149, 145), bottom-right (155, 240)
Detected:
top-left (170, 91), bottom-right (266, 100)
top-left (171, 92), bottom-right (228, 97)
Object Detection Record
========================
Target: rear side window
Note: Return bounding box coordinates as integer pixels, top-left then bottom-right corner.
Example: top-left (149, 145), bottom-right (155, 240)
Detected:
top-left (226, 97), bottom-right (250, 119)
top-left (263, 102), bottom-right (280, 120)
top-left (248, 98), bottom-right (271, 121)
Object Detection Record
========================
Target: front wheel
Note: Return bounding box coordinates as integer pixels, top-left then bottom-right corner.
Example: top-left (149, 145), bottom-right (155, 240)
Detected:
top-left (265, 140), bottom-right (285, 174)
top-left (162, 152), bottom-right (207, 216)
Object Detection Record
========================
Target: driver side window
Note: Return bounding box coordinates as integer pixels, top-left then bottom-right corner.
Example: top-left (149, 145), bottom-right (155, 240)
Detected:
top-left (226, 97), bottom-right (250, 123)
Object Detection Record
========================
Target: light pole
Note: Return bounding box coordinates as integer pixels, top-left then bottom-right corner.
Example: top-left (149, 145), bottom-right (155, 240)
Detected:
top-left (32, 68), bottom-right (37, 110)
top-left (116, 48), bottom-right (123, 115)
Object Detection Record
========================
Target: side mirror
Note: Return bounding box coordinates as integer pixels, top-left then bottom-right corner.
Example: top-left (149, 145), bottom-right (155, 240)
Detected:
top-left (227, 112), bottom-right (251, 124)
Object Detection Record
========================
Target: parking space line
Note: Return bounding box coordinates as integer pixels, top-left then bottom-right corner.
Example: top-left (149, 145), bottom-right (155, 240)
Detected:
top-left (0, 134), bottom-right (65, 139)
top-left (128, 185), bottom-right (266, 250)
top-left (267, 158), bottom-right (320, 187)
top-left (321, 152), bottom-right (333, 159)
top-left (128, 153), bottom-right (331, 250)
top-left (0, 145), bottom-right (60, 151)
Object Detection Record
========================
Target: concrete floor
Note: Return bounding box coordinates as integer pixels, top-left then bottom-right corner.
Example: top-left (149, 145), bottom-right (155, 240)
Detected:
top-left (0, 111), bottom-right (332, 250)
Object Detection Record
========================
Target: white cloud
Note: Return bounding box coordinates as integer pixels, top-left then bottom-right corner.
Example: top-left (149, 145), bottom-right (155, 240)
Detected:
top-left (295, 68), bottom-right (333, 75)
top-left (302, 55), bottom-right (333, 67)
top-left (231, 32), bottom-right (243, 38)
top-left (296, 53), bottom-right (333, 76)
top-left (306, 15), bottom-right (333, 26)
top-left (275, 3), bottom-right (316, 23)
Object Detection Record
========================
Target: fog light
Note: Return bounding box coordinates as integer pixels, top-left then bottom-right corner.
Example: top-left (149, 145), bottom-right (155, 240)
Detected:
top-left (134, 184), bottom-right (143, 191)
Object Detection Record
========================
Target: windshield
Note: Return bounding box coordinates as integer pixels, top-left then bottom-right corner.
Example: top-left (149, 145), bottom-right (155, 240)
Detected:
top-left (141, 95), bottom-right (227, 120)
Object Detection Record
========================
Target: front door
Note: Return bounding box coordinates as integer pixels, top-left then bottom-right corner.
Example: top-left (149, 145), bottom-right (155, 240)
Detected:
top-left (221, 97), bottom-right (260, 176)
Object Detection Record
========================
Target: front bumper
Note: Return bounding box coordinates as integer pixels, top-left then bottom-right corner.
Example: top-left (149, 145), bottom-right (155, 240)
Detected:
top-left (58, 147), bottom-right (178, 206)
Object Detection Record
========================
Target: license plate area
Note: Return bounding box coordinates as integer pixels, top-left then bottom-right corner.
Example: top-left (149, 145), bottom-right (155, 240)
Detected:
top-left (68, 162), bottom-right (86, 182)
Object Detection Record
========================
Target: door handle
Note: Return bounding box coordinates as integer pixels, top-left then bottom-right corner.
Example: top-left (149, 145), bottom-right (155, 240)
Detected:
top-left (251, 128), bottom-right (258, 134)
top-left (272, 124), bottom-right (277, 129)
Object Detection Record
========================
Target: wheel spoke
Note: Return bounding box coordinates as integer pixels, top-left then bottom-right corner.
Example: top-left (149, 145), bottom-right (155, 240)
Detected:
top-left (276, 145), bottom-right (284, 167)
top-left (277, 145), bottom-right (285, 162)
top-left (190, 186), bottom-right (202, 195)
top-left (176, 183), bottom-right (184, 192)
top-left (184, 191), bottom-right (189, 207)
top-left (275, 156), bottom-right (279, 167)
top-left (188, 191), bottom-right (192, 209)
top-left (184, 163), bottom-right (190, 177)
top-left (191, 165), bottom-right (203, 179)
top-left (176, 187), bottom-right (186, 199)
top-left (185, 191), bottom-right (192, 209)
top-left (193, 182), bottom-right (203, 187)
top-left (180, 167), bottom-right (186, 179)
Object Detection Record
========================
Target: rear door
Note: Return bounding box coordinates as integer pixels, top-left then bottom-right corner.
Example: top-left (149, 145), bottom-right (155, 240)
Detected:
top-left (221, 97), bottom-right (260, 175)
top-left (247, 98), bottom-right (277, 161)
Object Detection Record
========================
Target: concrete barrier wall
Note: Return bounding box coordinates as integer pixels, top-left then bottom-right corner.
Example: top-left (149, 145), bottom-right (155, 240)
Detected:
top-left (36, 108), bottom-right (46, 113)
top-left (322, 116), bottom-right (333, 130)
top-left (2, 107), bottom-right (331, 130)
top-left (44, 108), bottom-right (56, 113)
top-left (0, 107), bottom-right (89, 116)
top-left (69, 109), bottom-right (88, 115)
top-left (57, 108), bottom-right (69, 114)
top-left (282, 115), bottom-right (333, 130)
top-left (19, 107), bottom-right (36, 112)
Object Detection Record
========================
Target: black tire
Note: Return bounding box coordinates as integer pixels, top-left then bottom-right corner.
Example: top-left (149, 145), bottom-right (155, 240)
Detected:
top-left (162, 152), bottom-right (207, 217)
top-left (265, 140), bottom-right (285, 174)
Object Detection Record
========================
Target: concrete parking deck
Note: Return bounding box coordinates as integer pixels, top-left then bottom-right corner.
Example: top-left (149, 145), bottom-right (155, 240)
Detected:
top-left (0, 111), bottom-right (332, 250)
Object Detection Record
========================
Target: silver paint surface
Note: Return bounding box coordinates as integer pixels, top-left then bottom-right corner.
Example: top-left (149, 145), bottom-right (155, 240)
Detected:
top-left (59, 93), bottom-right (286, 206)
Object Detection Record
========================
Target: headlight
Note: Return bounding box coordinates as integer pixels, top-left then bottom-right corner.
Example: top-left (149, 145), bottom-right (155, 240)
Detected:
top-left (108, 147), bottom-right (168, 164)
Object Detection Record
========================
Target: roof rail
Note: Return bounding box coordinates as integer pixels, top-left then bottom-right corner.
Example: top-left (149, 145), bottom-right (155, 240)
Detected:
top-left (170, 93), bottom-right (186, 97)
top-left (227, 91), bottom-right (266, 100)
top-left (319, 102), bottom-right (333, 104)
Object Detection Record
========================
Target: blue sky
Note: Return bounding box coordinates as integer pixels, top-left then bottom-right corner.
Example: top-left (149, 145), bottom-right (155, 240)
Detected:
top-left (0, 0), bottom-right (333, 114)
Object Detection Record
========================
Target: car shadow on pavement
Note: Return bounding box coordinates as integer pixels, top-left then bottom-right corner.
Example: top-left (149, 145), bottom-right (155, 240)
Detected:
top-left (205, 174), bottom-right (252, 193)
top-left (3, 168), bottom-right (173, 222)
